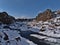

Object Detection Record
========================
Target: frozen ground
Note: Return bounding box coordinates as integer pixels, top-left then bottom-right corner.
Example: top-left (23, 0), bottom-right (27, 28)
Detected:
top-left (0, 16), bottom-right (60, 45)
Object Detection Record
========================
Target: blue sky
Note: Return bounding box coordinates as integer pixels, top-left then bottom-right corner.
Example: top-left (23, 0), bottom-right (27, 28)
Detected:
top-left (0, 0), bottom-right (60, 18)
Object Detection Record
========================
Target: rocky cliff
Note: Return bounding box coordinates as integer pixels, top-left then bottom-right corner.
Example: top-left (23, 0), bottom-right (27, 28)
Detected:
top-left (36, 9), bottom-right (57, 22)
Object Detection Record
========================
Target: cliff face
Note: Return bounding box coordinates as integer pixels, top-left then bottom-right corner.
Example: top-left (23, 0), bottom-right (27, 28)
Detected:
top-left (36, 9), bottom-right (56, 22)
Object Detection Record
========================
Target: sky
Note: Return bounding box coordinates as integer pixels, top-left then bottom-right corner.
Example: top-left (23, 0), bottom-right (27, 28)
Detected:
top-left (0, 0), bottom-right (60, 18)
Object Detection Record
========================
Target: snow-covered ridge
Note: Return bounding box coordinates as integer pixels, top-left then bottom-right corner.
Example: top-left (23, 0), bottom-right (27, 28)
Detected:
top-left (29, 16), bottom-right (60, 45)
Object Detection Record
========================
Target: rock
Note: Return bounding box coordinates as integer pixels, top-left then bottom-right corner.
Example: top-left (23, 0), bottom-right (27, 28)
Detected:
top-left (15, 37), bottom-right (21, 41)
top-left (40, 26), bottom-right (46, 32)
top-left (36, 9), bottom-right (55, 22)
top-left (3, 32), bottom-right (9, 40)
top-left (3, 26), bottom-right (10, 29)
top-left (57, 10), bottom-right (60, 14)
top-left (0, 12), bottom-right (15, 24)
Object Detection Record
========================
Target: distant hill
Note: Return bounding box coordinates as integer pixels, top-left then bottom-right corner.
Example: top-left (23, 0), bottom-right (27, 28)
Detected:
top-left (16, 18), bottom-right (34, 22)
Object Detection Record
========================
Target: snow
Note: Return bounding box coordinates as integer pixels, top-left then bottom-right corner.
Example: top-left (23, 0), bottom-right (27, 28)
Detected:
top-left (0, 16), bottom-right (60, 45)
top-left (20, 37), bottom-right (37, 45)
top-left (0, 22), bottom-right (37, 45)
top-left (29, 16), bottom-right (60, 45)
top-left (30, 34), bottom-right (47, 39)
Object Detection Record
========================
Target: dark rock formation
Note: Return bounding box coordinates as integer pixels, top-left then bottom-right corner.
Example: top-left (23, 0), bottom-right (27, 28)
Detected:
top-left (0, 12), bottom-right (15, 24)
top-left (15, 37), bottom-right (21, 41)
top-left (3, 26), bottom-right (10, 29)
top-left (3, 32), bottom-right (9, 40)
